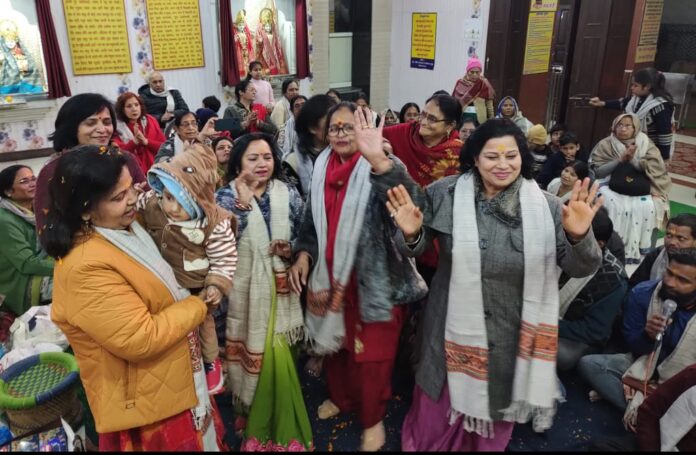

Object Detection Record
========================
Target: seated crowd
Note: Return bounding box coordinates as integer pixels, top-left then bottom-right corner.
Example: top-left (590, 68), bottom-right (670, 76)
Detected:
top-left (0, 59), bottom-right (693, 452)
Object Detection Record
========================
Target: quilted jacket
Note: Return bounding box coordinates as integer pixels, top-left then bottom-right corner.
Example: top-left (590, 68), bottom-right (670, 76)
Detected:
top-left (51, 233), bottom-right (207, 433)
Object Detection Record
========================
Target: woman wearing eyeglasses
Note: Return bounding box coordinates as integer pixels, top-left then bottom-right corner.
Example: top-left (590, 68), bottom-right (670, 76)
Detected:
top-left (0, 165), bottom-right (54, 316)
top-left (288, 102), bottom-right (427, 451)
top-left (589, 113), bottom-right (671, 263)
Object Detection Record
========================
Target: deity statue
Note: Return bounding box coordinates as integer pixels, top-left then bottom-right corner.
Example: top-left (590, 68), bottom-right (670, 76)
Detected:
top-left (0, 19), bottom-right (43, 95)
top-left (255, 7), bottom-right (288, 76)
top-left (233, 9), bottom-right (253, 79)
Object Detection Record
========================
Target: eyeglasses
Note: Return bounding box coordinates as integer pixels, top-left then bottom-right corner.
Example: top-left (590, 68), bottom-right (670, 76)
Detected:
top-left (179, 121), bottom-right (198, 128)
top-left (327, 124), bottom-right (355, 136)
top-left (17, 176), bottom-right (37, 185)
top-left (616, 124), bottom-right (634, 130)
top-left (418, 112), bottom-right (448, 125)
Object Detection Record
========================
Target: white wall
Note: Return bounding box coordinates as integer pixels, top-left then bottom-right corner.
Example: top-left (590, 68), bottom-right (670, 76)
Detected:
top-left (388, 0), bottom-right (490, 111)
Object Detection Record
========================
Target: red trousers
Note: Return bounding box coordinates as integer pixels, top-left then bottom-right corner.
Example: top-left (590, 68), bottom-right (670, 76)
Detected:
top-left (324, 303), bottom-right (406, 429)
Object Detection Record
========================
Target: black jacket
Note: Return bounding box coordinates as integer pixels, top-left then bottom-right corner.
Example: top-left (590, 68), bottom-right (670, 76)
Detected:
top-left (137, 84), bottom-right (189, 128)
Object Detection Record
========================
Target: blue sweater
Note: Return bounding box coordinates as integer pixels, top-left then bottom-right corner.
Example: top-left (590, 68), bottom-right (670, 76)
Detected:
top-left (623, 280), bottom-right (696, 364)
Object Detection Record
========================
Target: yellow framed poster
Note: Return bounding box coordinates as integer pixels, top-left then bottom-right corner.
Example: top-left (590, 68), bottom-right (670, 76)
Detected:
top-left (63, 0), bottom-right (132, 75)
top-left (147, 0), bottom-right (205, 70)
top-left (411, 13), bottom-right (437, 70)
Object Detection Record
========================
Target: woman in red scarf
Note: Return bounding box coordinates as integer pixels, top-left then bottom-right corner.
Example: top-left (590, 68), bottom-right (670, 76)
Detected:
top-left (452, 57), bottom-right (495, 125)
top-left (383, 94), bottom-right (463, 274)
top-left (290, 103), bottom-right (425, 451)
top-left (113, 92), bottom-right (166, 174)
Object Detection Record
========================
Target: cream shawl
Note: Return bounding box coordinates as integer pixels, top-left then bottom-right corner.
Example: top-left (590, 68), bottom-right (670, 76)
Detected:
top-left (447, 173), bottom-right (561, 437)
top-left (224, 181), bottom-right (304, 408)
top-left (622, 282), bottom-right (696, 430)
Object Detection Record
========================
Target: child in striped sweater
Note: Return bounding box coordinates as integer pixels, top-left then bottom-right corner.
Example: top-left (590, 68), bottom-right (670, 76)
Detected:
top-left (137, 143), bottom-right (237, 395)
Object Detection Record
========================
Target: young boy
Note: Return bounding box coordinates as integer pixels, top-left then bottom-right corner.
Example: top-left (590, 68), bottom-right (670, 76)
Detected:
top-left (537, 131), bottom-right (584, 190)
top-left (137, 143), bottom-right (237, 394)
top-left (246, 61), bottom-right (275, 112)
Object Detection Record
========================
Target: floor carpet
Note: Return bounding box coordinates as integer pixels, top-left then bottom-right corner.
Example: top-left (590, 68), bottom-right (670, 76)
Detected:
top-left (669, 141), bottom-right (696, 179)
top-left (214, 358), bottom-right (633, 452)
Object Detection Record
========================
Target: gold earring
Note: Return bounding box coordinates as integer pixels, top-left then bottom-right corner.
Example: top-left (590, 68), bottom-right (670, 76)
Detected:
top-left (82, 216), bottom-right (92, 231)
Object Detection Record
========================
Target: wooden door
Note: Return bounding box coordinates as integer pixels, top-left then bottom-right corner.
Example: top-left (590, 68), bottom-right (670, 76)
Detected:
top-left (484, 0), bottom-right (529, 102)
top-left (564, 0), bottom-right (613, 149)
top-left (545, 0), bottom-right (578, 126)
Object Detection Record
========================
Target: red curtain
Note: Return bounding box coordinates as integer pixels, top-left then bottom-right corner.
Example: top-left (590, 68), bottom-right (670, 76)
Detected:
top-left (295, 0), bottom-right (310, 79)
top-left (35, 0), bottom-right (71, 98)
top-left (219, 0), bottom-right (240, 87)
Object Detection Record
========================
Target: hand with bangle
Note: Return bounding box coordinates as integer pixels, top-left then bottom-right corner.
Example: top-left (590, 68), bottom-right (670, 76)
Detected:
top-left (234, 169), bottom-right (258, 211)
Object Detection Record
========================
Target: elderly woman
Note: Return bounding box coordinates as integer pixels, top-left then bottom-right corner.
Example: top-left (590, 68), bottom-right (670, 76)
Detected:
top-left (113, 91), bottom-right (166, 173)
top-left (288, 103), bottom-right (426, 451)
top-left (452, 57), bottom-right (495, 124)
top-left (223, 79), bottom-right (278, 137)
top-left (360, 116), bottom-right (603, 451)
top-left (35, 93), bottom-right (146, 235)
top-left (215, 133), bottom-right (310, 451)
top-left (43, 146), bottom-right (223, 451)
top-left (0, 165), bottom-right (53, 316)
top-left (590, 112), bottom-right (671, 263)
top-left (590, 68), bottom-right (674, 160)
top-left (153, 111), bottom-right (217, 163)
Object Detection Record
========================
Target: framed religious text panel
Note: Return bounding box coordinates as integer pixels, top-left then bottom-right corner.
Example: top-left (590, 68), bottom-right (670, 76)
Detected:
top-left (410, 13), bottom-right (437, 70)
top-left (63, 0), bottom-right (132, 75)
top-left (146, 0), bottom-right (205, 70)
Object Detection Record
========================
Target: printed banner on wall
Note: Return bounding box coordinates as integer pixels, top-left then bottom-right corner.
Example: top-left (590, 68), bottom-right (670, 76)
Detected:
top-left (63, 0), bottom-right (132, 75)
top-left (635, 0), bottom-right (663, 63)
top-left (410, 13), bottom-right (437, 70)
top-left (522, 11), bottom-right (555, 75)
top-left (146, 0), bottom-right (205, 70)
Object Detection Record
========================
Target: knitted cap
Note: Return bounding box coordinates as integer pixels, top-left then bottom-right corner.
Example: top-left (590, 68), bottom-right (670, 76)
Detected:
top-left (527, 124), bottom-right (548, 146)
top-left (466, 57), bottom-right (483, 72)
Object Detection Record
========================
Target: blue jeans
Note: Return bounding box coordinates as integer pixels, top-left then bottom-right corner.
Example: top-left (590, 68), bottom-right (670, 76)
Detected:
top-left (577, 352), bottom-right (633, 409)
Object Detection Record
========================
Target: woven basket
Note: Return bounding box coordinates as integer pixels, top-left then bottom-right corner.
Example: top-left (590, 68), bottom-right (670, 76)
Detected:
top-left (0, 352), bottom-right (81, 435)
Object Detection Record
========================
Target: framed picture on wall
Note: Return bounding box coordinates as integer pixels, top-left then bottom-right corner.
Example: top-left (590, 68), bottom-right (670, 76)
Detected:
top-left (231, 0), bottom-right (297, 79)
top-left (0, 0), bottom-right (48, 97)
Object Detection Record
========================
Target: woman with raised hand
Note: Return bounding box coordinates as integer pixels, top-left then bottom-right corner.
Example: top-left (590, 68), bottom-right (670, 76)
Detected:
top-left (359, 115), bottom-right (603, 451)
top-left (288, 103), bottom-right (426, 451)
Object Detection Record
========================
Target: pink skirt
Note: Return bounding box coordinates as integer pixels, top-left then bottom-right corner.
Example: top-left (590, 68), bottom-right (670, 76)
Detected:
top-left (401, 383), bottom-right (515, 452)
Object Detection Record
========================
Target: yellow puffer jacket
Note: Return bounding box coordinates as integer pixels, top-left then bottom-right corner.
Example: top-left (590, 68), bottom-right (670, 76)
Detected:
top-left (51, 233), bottom-right (208, 433)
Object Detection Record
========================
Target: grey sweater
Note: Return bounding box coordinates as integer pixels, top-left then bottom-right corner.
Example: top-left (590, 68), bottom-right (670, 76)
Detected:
top-left (371, 165), bottom-right (602, 420)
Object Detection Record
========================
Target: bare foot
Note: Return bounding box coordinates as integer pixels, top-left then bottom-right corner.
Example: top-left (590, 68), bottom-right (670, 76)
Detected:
top-left (317, 399), bottom-right (340, 419)
top-left (305, 355), bottom-right (324, 377)
top-left (360, 420), bottom-right (385, 452)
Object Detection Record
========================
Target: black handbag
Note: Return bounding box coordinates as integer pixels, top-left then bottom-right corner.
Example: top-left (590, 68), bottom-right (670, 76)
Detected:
top-left (608, 161), bottom-right (651, 196)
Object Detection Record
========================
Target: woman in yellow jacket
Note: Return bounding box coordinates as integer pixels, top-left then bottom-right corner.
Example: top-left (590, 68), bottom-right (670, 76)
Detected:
top-left (43, 145), bottom-right (224, 451)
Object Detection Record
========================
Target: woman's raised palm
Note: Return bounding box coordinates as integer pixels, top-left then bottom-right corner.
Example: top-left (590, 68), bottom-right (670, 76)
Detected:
top-left (386, 184), bottom-right (423, 239)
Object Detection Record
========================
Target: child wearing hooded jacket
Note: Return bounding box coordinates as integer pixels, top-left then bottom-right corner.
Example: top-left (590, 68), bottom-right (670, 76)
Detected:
top-left (136, 143), bottom-right (238, 395)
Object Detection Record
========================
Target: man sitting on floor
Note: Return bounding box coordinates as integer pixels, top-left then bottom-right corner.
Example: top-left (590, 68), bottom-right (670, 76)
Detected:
top-left (629, 213), bottom-right (696, 289)
top-left (577, 248), bottom-right (696, 430)
top-left (557, 208), bottom-right (628, 371)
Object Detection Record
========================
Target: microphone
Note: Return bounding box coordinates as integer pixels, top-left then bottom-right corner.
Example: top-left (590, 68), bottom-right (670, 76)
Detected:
top-left (655, 299), bottom-right (677, 342)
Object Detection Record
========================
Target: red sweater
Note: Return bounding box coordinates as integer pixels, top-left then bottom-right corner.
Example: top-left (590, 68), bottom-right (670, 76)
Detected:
top-left (637, 364), bottom-right (696, 451)
top-left (112, 114), bottom-right (165, 174)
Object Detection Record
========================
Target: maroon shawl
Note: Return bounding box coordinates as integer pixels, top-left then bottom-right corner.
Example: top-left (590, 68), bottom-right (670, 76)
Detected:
top-left (452, 76), bottom-right (495, 107)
